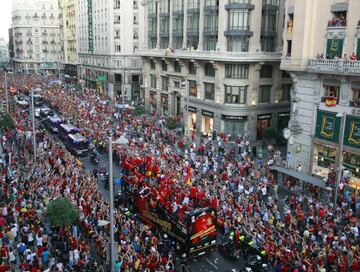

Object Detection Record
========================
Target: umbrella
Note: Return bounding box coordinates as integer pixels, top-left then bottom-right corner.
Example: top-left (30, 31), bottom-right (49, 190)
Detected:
top-left (114, 137), bottom-right (129, 145)
top-left (97, 220), bottom-right (110, 227)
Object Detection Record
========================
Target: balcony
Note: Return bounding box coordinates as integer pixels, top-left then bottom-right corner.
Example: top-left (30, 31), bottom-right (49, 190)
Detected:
top-left (136, 48), bottom-right (282, 62)
top-left (43, 41), bottom-right (48, 45)
top-left (308, 59), bottom-right (360, 75)
top-left (328, 19), bottom-right (346, 28)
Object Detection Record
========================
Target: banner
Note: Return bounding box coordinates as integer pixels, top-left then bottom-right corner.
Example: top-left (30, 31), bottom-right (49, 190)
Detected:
top-left (315, 110), bottom-right (340, 143)
top-left (344, 115), bottom-right (360, 149)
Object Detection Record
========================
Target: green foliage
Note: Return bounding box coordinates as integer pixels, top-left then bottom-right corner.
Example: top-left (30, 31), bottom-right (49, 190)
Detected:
top-left (134, 105), bottom-right (146, 116)
top-left (264, 127), bottom-right (277, 139)
top-left (47, 198), bottom-right (79, 227)
top-left (0, 113), bottom-right (15, 130)
top-left (165, 116), bottom-right (181, 130)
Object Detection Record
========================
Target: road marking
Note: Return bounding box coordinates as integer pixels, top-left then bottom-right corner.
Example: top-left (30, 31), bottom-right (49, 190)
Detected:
top-left (204, 257), bottom-right (219, 270)
top-left (214, 258), bottom-right (219, 264)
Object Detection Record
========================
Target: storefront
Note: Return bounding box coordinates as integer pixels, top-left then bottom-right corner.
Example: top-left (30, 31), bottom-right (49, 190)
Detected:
top-left (312, 143), bottom-right (337, 178)
top-left (188, 106), bottom-right (197, 132)
top-left (150, 91), bottom-right (157, 113)
top-left (222, 115), bottom-right (246, 140)
top-left (257, 114), bottom-right (271, 140)
top-left (277, 112), bottom-right (290, 134)
top-left (312, 110), bottom-right (341, 179)
top-left (160, 94), bottom-right (169, 117)
top-left (201, 110), bottom-right (214, 136)
top-left (343, 114), bottom-right (360, 186)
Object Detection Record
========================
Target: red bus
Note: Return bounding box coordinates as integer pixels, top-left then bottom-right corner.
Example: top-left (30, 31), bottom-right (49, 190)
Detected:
top-left (123, 177), bottom-right (217, 259)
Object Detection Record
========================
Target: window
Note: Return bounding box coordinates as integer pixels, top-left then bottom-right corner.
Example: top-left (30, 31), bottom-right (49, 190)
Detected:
top-left (282, 71), bottom-right (291, 78)
top-left (188, 15), bottom-right (199, 32)
top-left (150, 59), bottom-right (155, 70)
top-left (188, 0), bottom-right (199, 9)
top-left (225, 64), bottom-right (249, 79)
top-left (328, 11), bottom-right (347, 27)
top-left (205, 63), bottom-right (215, 77)
top-left (227, 37), bottom-right (249, 52)
top-left (287, 40), bottom-right (292, 57)
top-left (115, 45), bottom-right (121, 52)
top-left (148, 37), bottom-right (157, 49)
top-left (173, 17), bottom-right (183, 33)
top-left (162, 60), bottom-right (167, 71)
top-left (148, 0), bottom-right (156, 13)
top-left (159, 0), bottom-right (168, 13)
top-left (261, 9), bottom-right (278, 32)
top-left (205, 0), bottom-right (218, 6)
top-left (148, 18), bottom-right (157, 34)
top-left (173, 36), bottom-right (183, 49)
top-left (323, 85), bottom-right (340, 105)
top-left (203, 35), bottom-right (217, 51)
top-left (150, 74), bottom-right (157, 88)
top-left (261, 36), bottom-right (275, 52)
top-left (204, 83), bottom-right (215, 100)
top-left (228, 9), bottom-right (249, 30)
top-left (258, 85), bottom-right (271, 103)
top-left (204, 13), bottom-right (218, 30)
top-left (160, 17), bottom-right (169, 33)
top-left (280, 84), bottom-right (291, 101)
top-left (189, 80), bottom-right (197, 97)
top-left (173, 0), bottom-right (183, 11)
top-left (225, 86), bottom-right (247, 104)
top-left (162, 76), bottom-right (169, 91)
top-left (160, 37), bottom-right (169, 49)
top-left (174, 61), bottom-right (181, 72)
top-left (174, 81), bottom-right (180, 88)
top-left (260, 65), bottom-right (273, 78)
top-left (189, 62), bottom-right (196, 74)
top-left (326, 39), bottom-right (344, 59)
top-left (187, 36), bottom-right (199, 49)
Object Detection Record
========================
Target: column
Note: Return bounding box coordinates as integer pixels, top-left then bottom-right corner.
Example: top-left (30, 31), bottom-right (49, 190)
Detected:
top-left (156, 2), bottom-right (160, 48)
top-left (169, 0), bottom-right (173, 48)
top-left (249, 0), bottom-right (262, 53)
top-left (217, 0), bottom-right (226, 51)
top-left (198, 0), bottom-right (204, 50)
top-left (182, 0), bottom-right (188, 48)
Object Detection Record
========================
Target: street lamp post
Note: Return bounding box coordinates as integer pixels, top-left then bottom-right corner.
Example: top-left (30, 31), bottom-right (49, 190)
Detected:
top-left (4, 71), bottom-right (9, 113)
top-left (334, 112), bottom-right (346, 206)
top-left (108, 136), bottom-right (115, 271)
top-left (31, 88), bottom-right (37, 162)
top-left (181, 80), bottom-right (189, 137)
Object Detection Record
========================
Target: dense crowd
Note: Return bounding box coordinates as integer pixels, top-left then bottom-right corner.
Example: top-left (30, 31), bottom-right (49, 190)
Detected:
top-left (0, 73), bottom-right (359, 272)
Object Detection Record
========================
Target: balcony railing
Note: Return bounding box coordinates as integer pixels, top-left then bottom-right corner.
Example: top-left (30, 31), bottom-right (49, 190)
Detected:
top-left (308, 59), bottom-right (360, 75)
top-left (328, 19), bottom-right (346, 27)
top-left (136, 48), bottom-right (282, 61)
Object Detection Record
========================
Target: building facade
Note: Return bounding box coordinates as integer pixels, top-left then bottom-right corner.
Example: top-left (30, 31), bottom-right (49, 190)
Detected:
top-left (59, 0), bottom-right (78, 81)
top-left (11, 0), bottom-right (61, 74)
top-left (0, 38), bottom-right (10, 67)
top-left (76, 0), bottom-right (143, 99)
top-left (281, 0), bottom-right (360, 187)
top-left (138, 0), bottom-right (291, 142)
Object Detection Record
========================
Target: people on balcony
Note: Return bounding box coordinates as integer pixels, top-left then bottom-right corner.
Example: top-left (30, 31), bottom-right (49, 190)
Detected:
top-left (350, 52), bottom-right (358, 61)
top-left (328, 12), bottom-right (346, 27)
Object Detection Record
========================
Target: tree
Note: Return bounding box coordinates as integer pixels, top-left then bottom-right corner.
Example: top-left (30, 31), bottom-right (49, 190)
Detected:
top-left (0, 113), bottom-right (15, 130)
top-left (263, 127), bottom-right (277, 139)
top-left (134, 105), bottom-right (146, 116)
top-left (47, 198), bottom-right (79, 227)
top-left (165, 116), bottom-right (181, 130)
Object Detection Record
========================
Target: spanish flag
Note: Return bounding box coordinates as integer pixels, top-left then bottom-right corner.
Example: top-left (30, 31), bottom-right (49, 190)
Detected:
top-left (184, 168), bottom-right (192, 187)
top-left (325, 96), bottom-right (337, 107)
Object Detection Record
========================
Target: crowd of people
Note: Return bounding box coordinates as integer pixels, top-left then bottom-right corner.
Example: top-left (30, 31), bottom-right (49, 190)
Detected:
top-left (0, 73), bottom-right (359, 272)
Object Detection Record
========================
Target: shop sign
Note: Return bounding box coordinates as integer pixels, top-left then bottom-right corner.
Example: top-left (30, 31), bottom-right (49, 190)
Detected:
top-left (222, 115), bottom-right (247, 121)
top-left (278, 112), bottom-right (290, 118)
top-left (257, 114), bottom-right (271, 120)
top-left (344, 115), bottom-right (360, 149)
top-left (315, 110), bottom-right (340, 143)
top-left (88, 0), bottom-right (93, 53)
top-left (202, 110), bottom-right (214, 118)
top-left (188, 106), bottom-right (197, 113)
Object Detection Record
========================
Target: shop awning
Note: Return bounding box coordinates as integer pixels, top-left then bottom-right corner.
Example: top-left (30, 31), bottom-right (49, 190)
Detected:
top-left (268, 166), bottom-right (327, 189)
top-left (330, 3), bottom-right (348, 12)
